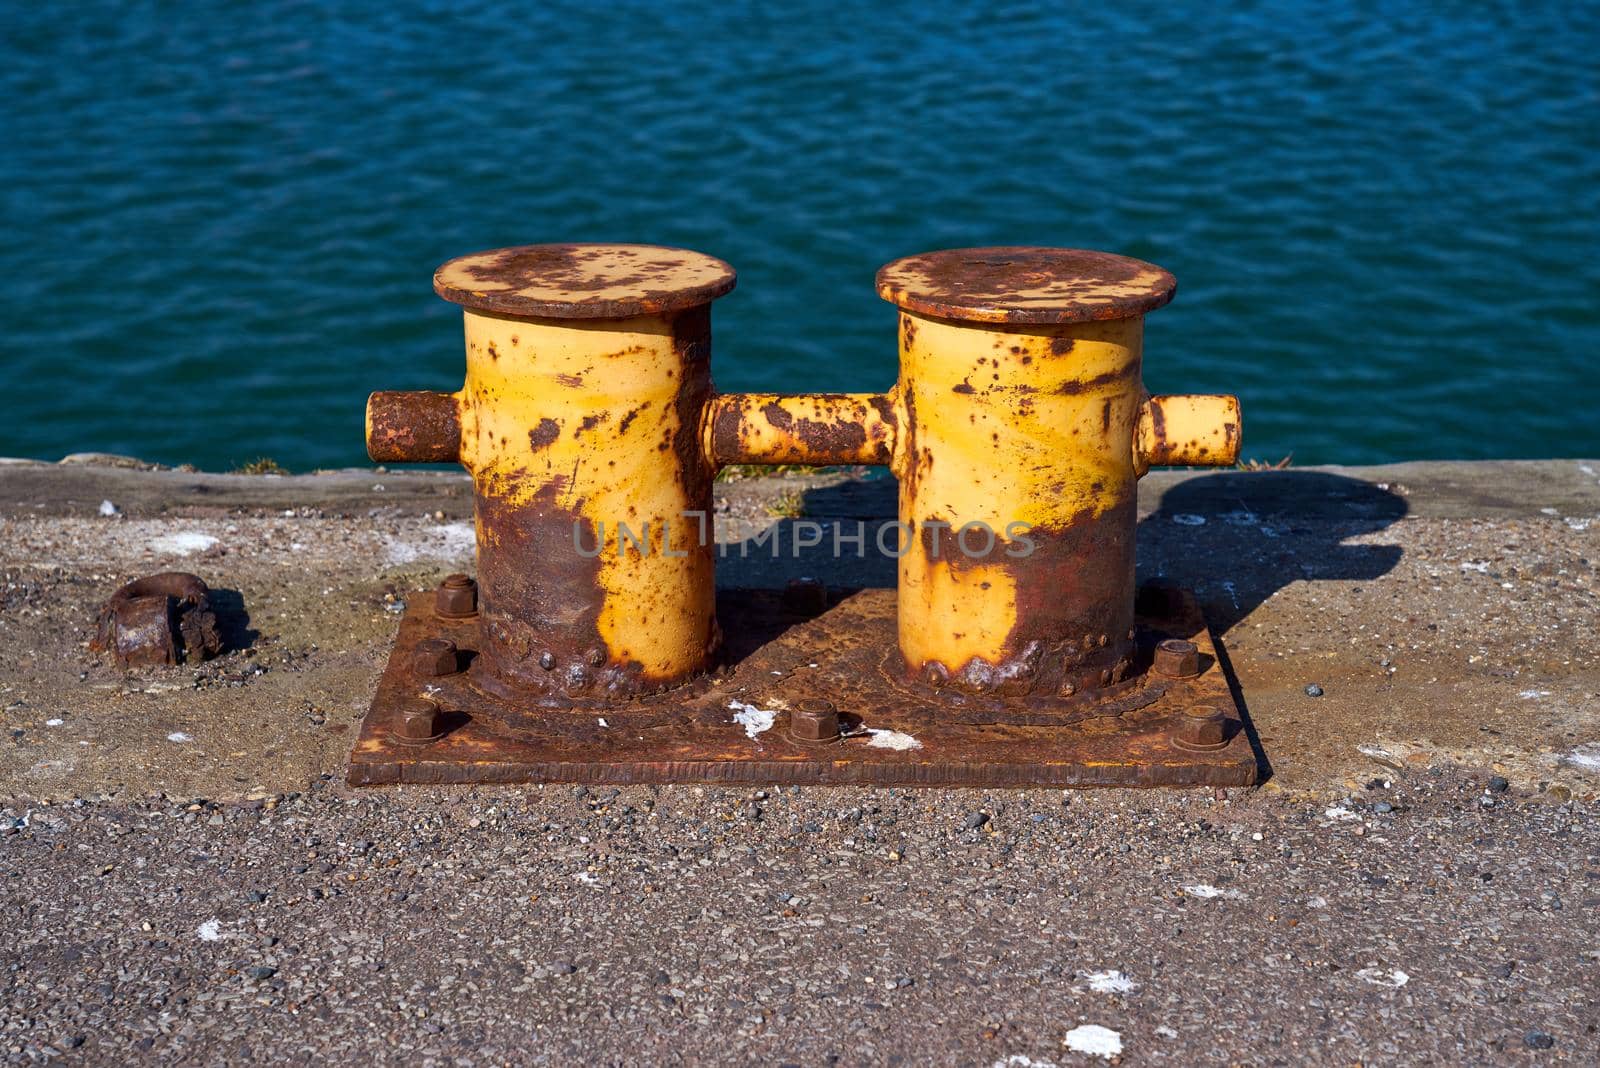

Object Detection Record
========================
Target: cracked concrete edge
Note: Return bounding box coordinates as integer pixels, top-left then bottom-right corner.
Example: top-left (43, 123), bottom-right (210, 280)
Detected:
top-left (2, 456), bottom-right (1599, 520)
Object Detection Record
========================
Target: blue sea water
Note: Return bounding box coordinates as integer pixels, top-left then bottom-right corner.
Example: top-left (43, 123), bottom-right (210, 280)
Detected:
top-left (2, 1), bottom-right (1596, 471)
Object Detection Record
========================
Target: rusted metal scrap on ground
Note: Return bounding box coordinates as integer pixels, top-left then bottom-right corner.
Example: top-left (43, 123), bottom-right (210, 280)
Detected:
top-left (355, 243), bottom-right (1248, 788)
top-left (91, 572), bottom-right (223, 667)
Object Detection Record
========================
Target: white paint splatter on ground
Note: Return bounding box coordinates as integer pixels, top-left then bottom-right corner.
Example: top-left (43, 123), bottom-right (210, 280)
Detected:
top-left (1323, 805), bottom-right (1361, 821)
top-left (1560, 744), bottom-right (1600, 771)
top-left (864, 728), bottom-right (921, 751)
top-left (1519, 690), bottom-right (1553, 699)
top-left (1355, 967), bottom-right (1409, 988)
top-left (166, 732), bottom-right (193, 743)
top-left (1171, 513), bottom-right (1206, 526)
top-left (728, 701), bottom-right (778, 740)
top-left (196, 919), bottom-right (222, 942)
top-left (1063, 1024), bottom-right (1123, 1059)
top-left (992, 1057), bottom-right (1059, 1068)
top-left (150, 532), bottom-right (218, 556)
top-left (383, 521), bottom-right (476, 564)
top-left (1458, 561), bottom-right (1490, 573)
top-left (98, 500), bottom-right (119, 517)
top-left (596, 717), bottom-right (609, 728)
top-left (45, 718), bottom-right (64, 727)
top-left (1080, 970), bottom-right (1137, 994)
top-left (1182, 884), bottom-right (1244, 900)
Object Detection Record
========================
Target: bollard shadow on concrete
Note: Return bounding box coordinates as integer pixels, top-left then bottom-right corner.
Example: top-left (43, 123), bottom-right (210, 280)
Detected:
top-left (1140, 470), bottom-right (1408, 783)
top-left (1137, 470), bottom-right (1408, 632)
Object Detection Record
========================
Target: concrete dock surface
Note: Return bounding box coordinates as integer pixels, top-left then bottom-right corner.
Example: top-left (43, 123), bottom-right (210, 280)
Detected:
top-left (1, 457), bottom-right (1596, 1064)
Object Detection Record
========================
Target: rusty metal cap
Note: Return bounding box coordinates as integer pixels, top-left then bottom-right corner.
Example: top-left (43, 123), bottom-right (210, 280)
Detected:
top-left (876, 247), bottom-right (1176, 325)
top-left (433, 243), bottom-right (737, 320)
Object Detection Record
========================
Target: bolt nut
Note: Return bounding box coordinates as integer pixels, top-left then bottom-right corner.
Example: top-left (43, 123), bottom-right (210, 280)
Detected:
top-left (788, 698), bottom-right (841, 744)
top-left (1172, 704), bottom-right (1230, 751)
top-left (435, 574), bottom-right (478, 619)
top-left (782, 577), bottom-right (828, 616)
top-left (1153, 638), bottom-right (1201, 678)
top-left (393, 697), bottom-right (445, 745)
top-left (413, 637), bottom-right (459, 677)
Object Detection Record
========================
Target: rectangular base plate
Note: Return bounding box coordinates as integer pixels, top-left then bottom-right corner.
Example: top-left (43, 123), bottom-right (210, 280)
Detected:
top-left (349, 586), bottom-right (1256, 789)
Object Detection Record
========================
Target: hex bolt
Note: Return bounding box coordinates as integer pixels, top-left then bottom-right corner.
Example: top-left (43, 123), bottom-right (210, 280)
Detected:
top-left (782, 577), bottom-right (828, 616)
top-left (413, 637), bottom-right (459, 677)
top-left (1153, 638), bottom-right (1201, 678)
top-left (1172, 704), bottom-right (1229, 751)
top-left (393, 697), bottom-right (445, 745)
top-left (435, 573), bottom-right (478, 619)
top-left (788, 698), bottom-right (841, 744)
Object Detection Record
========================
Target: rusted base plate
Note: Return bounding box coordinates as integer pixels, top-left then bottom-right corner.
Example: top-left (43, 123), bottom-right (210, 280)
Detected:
top-left (349, 587), bottom-right (1256, 789)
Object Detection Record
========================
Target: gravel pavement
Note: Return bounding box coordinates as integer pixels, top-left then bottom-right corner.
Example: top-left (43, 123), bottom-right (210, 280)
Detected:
top-left (3, 773), bottom-right (1597, 1065)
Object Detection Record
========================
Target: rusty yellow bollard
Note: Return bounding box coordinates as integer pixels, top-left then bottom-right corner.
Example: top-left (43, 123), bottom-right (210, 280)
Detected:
top-left (369, 244), bottom-right (736, 700)
top-left (876, 247), bottom-right (1238, 696)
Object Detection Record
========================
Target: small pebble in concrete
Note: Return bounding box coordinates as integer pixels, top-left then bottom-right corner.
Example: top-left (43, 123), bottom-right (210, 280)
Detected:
top-left (1304, 684), bottom-right (1324, 697)
top-left (1488, 775), bottom-right (1510, 794)
top-left (962, 812), bottom-right (988, 831)
top-left (246, 966), bottom-right (277, 980)
top-left (1524, 1030), bottom-right (1555, 1050)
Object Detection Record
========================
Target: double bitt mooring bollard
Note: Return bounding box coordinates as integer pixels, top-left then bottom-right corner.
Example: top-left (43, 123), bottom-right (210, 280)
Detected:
top-left (360, 243), bottom-right (1244, 787)
top-left (370, 243), bottom-right (1236, 702)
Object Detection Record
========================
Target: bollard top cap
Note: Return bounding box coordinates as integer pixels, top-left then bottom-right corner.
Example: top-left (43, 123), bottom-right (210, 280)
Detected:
top-left (876, 247), bottom-right (1175, 325)
top-left (435, 243), bottom-right (736, 319)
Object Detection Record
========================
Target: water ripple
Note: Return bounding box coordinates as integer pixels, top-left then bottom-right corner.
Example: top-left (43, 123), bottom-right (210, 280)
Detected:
top-left (1, 1), bottom-right (1596, 468)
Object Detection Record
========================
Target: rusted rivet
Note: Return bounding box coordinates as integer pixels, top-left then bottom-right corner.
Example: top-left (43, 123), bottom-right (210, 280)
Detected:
top-left (538, 651), bottom-right (556, 671)
top-left (413, 637), bottom-right (459, 677)
top-left (585, 648), bottom-right (605, 668)
top-left (923, 661), bottom-right (949, 689)
top-left (1172, 704), bottom-right (1230, 751)
top-left (1060, 680), bottom-right (1077, 697)
top-left (393, 697), bottom-right (445, 745)
top-left (435, 574), bottom-right (478, 619)
top-left (1153, 638), bottom-right (1201, 678)
top-left (789, 698), bottom-right (841, 744)
top-left (782, 576), bottom-right (828, 616)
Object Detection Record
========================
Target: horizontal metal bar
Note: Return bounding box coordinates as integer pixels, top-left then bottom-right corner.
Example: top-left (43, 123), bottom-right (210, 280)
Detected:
top-left (703, 392), bottom-right (897, 467)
